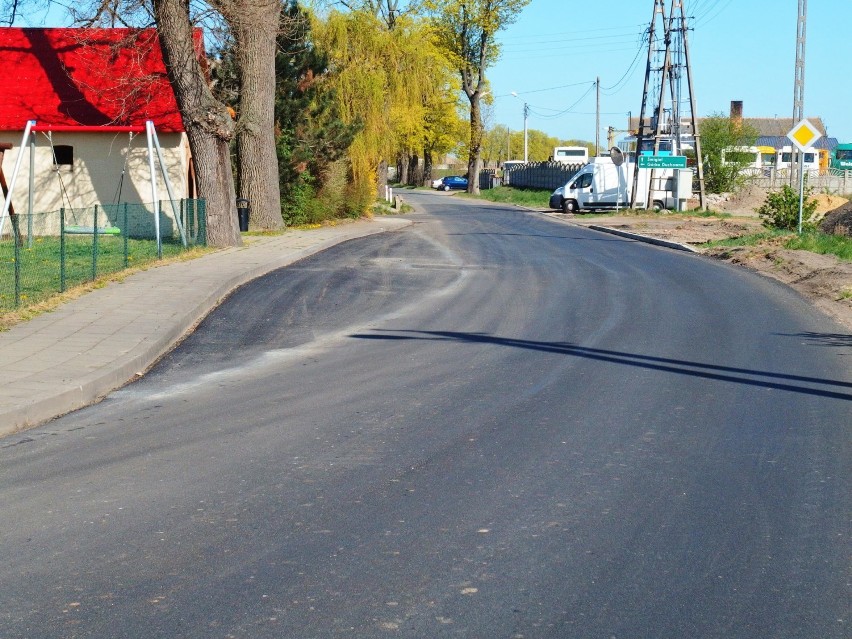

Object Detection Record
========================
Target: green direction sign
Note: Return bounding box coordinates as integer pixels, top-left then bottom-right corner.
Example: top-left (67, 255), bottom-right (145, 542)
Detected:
top-left (638, 155), bottom-right (687, 169)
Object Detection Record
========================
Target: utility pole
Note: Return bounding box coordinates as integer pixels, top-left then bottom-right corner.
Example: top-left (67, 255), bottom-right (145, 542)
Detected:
top-left (511, 92), bottom-right (529, 163)
top-left (791, 0), bottom-right (807, 186)
top-left (677, 0), bottom-right (706, 208)
top-left (596, 77), bottom-right (601, 157)
top-left (630, 0), bottom-right (665, 208)
top-left (631, 0), bottom-right (705, 209)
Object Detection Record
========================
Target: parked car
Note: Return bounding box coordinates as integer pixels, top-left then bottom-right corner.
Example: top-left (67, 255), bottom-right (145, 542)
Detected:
top-left (431, 177), bottom-right (445, 188)
top-left (436, 175), bottom-right (468, 191)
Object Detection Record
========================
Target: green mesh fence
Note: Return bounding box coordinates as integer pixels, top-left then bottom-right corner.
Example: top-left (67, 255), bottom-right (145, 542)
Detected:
top-left (0, 199), bottom-right (206, 311)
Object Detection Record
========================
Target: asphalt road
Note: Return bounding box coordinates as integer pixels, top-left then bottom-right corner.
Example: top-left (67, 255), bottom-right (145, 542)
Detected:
top-left (1, 191), bottom-right (849, 638)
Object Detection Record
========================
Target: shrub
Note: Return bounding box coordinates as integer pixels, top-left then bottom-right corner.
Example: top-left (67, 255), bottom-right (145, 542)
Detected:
top-left (757, 185), bottom-right (817, 231)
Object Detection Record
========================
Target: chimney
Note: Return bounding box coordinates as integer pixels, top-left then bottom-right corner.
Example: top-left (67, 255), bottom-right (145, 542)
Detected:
top-left (730, 100), bottom-right (743, 126)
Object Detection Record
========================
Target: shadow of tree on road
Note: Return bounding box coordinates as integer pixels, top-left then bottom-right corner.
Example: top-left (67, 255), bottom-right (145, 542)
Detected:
top-left (349, 329), bottom-right (852, 402)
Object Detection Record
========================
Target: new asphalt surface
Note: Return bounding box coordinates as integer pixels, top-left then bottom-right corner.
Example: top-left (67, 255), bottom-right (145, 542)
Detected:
top-left (1, 204), bottom-right (696, 438)
top-left (0, 217), bottom-right (412, 435)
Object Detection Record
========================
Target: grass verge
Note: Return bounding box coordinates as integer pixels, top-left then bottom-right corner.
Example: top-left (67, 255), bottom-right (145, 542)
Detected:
top-left (469, 186), bottom-right (553, 208)
top-left (701, 228), bottom-right (852, 261)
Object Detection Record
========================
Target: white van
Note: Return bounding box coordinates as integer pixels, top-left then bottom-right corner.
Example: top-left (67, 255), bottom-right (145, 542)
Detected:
top-left (550, 157), bottom-right (689, 213)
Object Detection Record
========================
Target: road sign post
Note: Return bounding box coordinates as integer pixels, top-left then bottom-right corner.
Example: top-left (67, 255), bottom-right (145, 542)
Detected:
top-left (787, 119), bottom-right (821, 234)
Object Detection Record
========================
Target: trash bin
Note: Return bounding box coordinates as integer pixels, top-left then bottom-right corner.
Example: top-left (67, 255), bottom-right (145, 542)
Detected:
top-left (237, 198), bottom-right (250, 232)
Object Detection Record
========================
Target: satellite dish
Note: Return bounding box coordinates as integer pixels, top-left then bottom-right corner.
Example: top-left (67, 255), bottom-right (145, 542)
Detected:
top-left (610, 146), bottom-right (624, 167)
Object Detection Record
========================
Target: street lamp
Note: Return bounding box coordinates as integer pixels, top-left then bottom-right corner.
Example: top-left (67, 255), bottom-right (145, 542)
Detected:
top-left (511, 92), bottom-right (529, 163)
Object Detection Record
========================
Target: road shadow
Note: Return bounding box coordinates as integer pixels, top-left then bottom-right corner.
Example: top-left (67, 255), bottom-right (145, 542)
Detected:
top-left (349, 329), bottom-right (852, 401)
top-left (774, 332), bottom-right (852, 348)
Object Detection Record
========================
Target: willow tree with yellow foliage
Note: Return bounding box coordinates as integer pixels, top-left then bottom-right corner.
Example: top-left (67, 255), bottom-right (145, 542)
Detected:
top-left (425, 0), bottom-right (531, 194)
top-left (311, 7), bottom-right (457, 207)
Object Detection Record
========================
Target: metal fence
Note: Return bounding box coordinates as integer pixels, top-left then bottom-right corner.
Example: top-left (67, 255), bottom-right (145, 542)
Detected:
top-left (502, 162), bottom-right (585, 190)
top-left (0, 199), bottom-right (206, 311)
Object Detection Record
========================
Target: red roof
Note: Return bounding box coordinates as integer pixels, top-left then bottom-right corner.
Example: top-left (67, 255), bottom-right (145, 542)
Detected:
top-left (0, 28), bottom-right (196, 132)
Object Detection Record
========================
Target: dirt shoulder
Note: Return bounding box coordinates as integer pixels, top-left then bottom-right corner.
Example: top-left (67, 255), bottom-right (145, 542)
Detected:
top-left (541, 209), bottom-right (852, 331)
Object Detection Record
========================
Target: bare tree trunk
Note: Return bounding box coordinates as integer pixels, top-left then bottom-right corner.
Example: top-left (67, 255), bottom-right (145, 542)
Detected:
top-left (377, 160), bottom-right (388, 193)
top-left (407, 152), bottom-right (418, 186)
top-left (467, 96), bottom-right (483, 195)
top-left (153, 0), bottom-right (241, 247)
top-left (231, 0), bottom-right (283, 230)
top-left (398, 152), bottom-right (409, 185)
top-left (422, 148), bottom-right (433, 187)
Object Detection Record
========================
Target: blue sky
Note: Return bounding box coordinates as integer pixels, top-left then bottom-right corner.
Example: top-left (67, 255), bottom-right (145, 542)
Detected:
top-left (487, 0), bottom-right (851, 147)
top-left (16, 0), bottom-right (849, 147)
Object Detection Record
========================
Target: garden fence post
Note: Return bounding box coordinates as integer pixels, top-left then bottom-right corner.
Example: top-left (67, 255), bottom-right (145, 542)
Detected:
top-left (92, 205), bottom-right (99, 280)
top-left (60, 208), bottom-right (66, 292)
top-left (13, 216), bottom-right (20, 307)
top-left (123, 203), bottom-right (129, 268)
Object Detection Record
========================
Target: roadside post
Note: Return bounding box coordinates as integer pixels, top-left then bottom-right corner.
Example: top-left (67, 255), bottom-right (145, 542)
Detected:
top-left (610, 147), bottom-right (624, 212)
top-left (786, 118), bottom-right (821, 234)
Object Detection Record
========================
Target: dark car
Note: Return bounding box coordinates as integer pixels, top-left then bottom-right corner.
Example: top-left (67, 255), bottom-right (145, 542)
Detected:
top-left (436, 175), bottom-right (468, 191)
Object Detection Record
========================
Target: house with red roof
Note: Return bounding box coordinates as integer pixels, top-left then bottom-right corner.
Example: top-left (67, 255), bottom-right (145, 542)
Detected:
top-left (0, 27), bottom-right (197, 223)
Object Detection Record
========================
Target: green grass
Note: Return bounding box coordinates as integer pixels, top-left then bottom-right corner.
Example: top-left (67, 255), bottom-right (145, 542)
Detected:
top-left (0, 235), bottom-right (190, 311)
top-left (701, 228), bottom-right (852, 261)
top-left (470, 186), bottom-right (553, 208)
top-left (785, 229), bottom-right (852, 260)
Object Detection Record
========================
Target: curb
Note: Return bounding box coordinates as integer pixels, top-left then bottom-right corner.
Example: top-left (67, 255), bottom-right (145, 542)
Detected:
top-left (530, 208), bottom-right (698, 253)
top-left (586, 225), bottom-right (699, 253)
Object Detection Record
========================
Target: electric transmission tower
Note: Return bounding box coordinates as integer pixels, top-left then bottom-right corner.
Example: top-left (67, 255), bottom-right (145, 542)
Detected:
top-left (631, 0), bottom-right (705, 209)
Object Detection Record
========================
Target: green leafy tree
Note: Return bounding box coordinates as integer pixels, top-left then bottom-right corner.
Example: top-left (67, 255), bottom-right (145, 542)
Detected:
top-left (425, 0), bottom-right (532, 194)
top-left (312, 7), bottom-right (455, 207)
top-left (699, 113), bottom-right (759, 194)
top-left (275, 2), bottom-right (361, 223)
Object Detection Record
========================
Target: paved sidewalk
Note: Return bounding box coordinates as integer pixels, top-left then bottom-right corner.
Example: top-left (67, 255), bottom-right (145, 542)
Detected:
top-left (0, 216), bottom-right (411, 437)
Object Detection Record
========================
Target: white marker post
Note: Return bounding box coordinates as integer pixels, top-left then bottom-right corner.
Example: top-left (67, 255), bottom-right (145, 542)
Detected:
top-left (786, 119), bottom-right (822, 234)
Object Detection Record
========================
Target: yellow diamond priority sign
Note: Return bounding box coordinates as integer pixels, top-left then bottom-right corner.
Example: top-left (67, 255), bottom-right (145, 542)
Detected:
top-left (787, 118), bottom-right (822, 151)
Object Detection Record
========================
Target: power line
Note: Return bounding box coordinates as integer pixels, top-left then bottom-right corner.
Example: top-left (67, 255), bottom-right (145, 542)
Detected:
top-left (600, 37), bottom-right (648, 95)
top-left (528, 83), bottom-right (597, 120)
top-left (499, 80), bottom-right (597, 98)
top-left (498, 22), bottom-right (646, 41)
top-left (694, 0), bottom-right (735, 27)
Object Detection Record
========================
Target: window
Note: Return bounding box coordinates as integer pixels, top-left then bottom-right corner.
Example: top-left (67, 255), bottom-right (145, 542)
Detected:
top-left (52, 145), bottom-right (73, 166)
top-left (836, 149), bottom-right (852, 161)
top-left (571, 173), bottom-right (592, 189)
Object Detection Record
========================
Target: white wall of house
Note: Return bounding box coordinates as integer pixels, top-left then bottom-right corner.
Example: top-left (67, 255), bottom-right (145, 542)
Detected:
top-left (0, 130), bottom-right (191, 213)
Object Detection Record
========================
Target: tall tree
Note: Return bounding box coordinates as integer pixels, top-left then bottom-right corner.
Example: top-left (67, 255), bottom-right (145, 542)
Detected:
top-left (425, 0), bottom-right (530, 194)
top-left (153, 0), bottom-right (242, 246)
top-left (312, 7), bottom-right (452, 207)
top-left (211, 0), bottom-right (284, 230)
